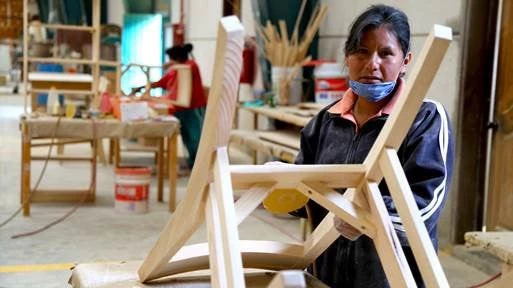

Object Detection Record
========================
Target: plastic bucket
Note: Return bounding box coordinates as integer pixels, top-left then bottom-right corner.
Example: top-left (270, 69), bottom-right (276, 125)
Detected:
top-left (114, 166), bottom-right (151, 214)
top-left (271, 66), bottom-right (302, 105)
top-left (314, 63), bottom-right (348, 105)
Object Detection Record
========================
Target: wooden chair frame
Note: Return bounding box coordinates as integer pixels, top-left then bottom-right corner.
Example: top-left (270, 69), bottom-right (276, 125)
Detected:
top-left (138, 16), bottom-right (452, 288)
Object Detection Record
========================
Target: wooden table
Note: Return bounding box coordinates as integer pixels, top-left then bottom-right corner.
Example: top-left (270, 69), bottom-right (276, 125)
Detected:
top-left (232, 103), bottom-right (322, 163)
top-left (20, 116), bottom-right (180, 216)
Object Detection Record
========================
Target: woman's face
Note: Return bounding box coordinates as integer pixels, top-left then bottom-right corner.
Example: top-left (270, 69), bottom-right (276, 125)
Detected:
top-left (346, 26), bottom-right (411, 84)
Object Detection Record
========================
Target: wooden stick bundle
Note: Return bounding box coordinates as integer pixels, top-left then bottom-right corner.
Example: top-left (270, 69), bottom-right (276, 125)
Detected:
top-left (256, 3), bottom-right (328, 67)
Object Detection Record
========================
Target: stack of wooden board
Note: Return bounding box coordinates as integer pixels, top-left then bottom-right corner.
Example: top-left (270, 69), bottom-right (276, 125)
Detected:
top-left (255, 2), bottom-right (328, 67)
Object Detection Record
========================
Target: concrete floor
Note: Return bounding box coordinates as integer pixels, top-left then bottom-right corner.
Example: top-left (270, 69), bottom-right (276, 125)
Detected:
top-left (0, 93), bottom-right (494, 287)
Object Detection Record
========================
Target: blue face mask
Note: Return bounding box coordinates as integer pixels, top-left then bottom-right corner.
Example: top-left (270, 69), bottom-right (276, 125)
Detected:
top-left (348, 80), bottom-right (396, 102)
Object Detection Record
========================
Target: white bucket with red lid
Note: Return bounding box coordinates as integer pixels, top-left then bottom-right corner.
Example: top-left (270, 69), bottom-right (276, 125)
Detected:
top-left (114, 166), bottom-right (152, 214)
top-left (314, 63), bottom-right (348, 105)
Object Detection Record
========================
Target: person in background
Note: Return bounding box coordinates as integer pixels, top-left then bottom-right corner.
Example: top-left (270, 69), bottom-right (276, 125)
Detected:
top-left (133, 43), bottom-right (207, 170)
top-left (28, 15), bottom-right (48, 43)
top-left (291, 4), bottom-right (455, 287)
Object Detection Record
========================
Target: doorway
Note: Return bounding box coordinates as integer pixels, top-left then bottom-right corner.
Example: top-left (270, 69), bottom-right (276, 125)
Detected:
top-left (487, 0), bottom-right (513, 231)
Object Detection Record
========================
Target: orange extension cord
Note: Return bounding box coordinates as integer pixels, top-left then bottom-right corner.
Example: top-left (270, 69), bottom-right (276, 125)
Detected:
top-left (469, 272), bottom-right (502, 288)
top-left (0, 116), bottom-right (97, 239)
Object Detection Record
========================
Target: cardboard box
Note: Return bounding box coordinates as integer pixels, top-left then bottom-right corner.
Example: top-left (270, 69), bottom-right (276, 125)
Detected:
top-left (119, 101), bottom-right (149, 122)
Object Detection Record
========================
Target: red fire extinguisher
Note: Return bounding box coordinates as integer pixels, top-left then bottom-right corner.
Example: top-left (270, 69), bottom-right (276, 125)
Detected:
top-left (172, 23), bottom-right (185, 46)
top-left (240, 37), bottom-right (257, 85)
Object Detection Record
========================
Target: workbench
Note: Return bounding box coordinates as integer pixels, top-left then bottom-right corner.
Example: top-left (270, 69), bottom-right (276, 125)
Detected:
top-left (20, 116), bottom-right (180, 216)
top-left (465, 231), bottom-right (513, 287)
top-left (231, 103), bottom-right (323, 163)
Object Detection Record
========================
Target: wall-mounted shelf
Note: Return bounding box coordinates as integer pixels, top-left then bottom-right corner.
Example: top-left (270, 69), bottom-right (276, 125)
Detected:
top-left (27, 57), bottom-right (95, 65)
top-left (99, 60), bottom-right (120, 67)
top-left (22, 0), bottom-right (120, 112)
top-left (40, 24), bottom-right (95, 32)
top-left (29, 89), bottom-right (94, 95)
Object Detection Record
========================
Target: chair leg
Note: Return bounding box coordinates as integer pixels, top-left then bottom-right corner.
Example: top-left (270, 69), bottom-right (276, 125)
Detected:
top-left (96, 138), bottom-right (107, 165)
top-left (157, 138), bottom-right (164, 202)
top-left (108, 139), bottom-right (114, 164)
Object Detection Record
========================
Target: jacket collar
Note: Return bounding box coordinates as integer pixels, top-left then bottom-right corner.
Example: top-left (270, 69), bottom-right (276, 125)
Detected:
top-left (327, 78), bottom-right (404, 121)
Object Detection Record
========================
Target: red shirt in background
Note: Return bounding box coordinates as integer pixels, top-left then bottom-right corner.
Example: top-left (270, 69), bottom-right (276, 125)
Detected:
top-left (153, 59), bottom-right (207, 112)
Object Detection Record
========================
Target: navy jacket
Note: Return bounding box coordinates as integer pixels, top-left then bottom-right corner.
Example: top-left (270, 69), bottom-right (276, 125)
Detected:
top-left (294, 98), bottom-right (455, 287)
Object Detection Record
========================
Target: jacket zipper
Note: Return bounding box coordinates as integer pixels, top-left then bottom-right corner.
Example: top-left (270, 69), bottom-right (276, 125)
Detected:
top-left (345, 126), bottom-right (361, 164)
top-left (345, 116), bottom-right (386, 164)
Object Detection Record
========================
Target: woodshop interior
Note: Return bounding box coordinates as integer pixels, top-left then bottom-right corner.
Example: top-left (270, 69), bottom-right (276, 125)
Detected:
top-left (1, 0), bottom-right (513, 287)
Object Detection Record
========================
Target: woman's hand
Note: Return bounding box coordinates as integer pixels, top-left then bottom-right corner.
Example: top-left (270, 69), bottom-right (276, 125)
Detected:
top-left (334, 217), bottom-right (362, 241)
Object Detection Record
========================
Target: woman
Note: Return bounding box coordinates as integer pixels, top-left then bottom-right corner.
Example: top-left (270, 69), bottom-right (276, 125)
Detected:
top-left (135, 43), bottom-right (206, 170)
top-left (293, 4), bottom-right (454, 287)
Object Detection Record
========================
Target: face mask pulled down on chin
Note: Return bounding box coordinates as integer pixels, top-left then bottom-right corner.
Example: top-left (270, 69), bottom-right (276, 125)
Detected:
top-left (348, 80), bottom-right (396, 102)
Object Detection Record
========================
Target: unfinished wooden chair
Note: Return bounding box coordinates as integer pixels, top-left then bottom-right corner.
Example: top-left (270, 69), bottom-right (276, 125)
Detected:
top-left (138, 15), bottom-right (453, 287)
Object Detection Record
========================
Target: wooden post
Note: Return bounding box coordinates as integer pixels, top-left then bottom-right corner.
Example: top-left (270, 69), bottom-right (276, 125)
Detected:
top-left (115, 63), bottom-right (121, 95)
top-left (90, 137), bottom-right (97, 201)
top-left (108, 139), bottom-right (115, 164)
top-left (379, 149), bottom-right (448, 287)
top-left (21, 120), bottom-right (31, 216)
top-left (363, 182), bottom-right (416, 287)
top-left (296, 181), bottom-right (376, 238)
top-left (114, 138), bottom-right (120, 167)
top-left (205, 184), bottom-right (228, 288)
top-left (157, 138), bottom-right (164, 202)
top-left (22, 0), bottom-right (28, 113)
top-left (96, 139), bottom-right (107, 165)
top-left (234, 183), bottom-right (274, 225)
top-left (211, 147), bottom-right (245, 287)
top-left (91, 0), bottom-right (101, 109)
top-left (168, 132), bottom-right (178, 211)
top-left (253, 112), bottom-right (258, 164)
